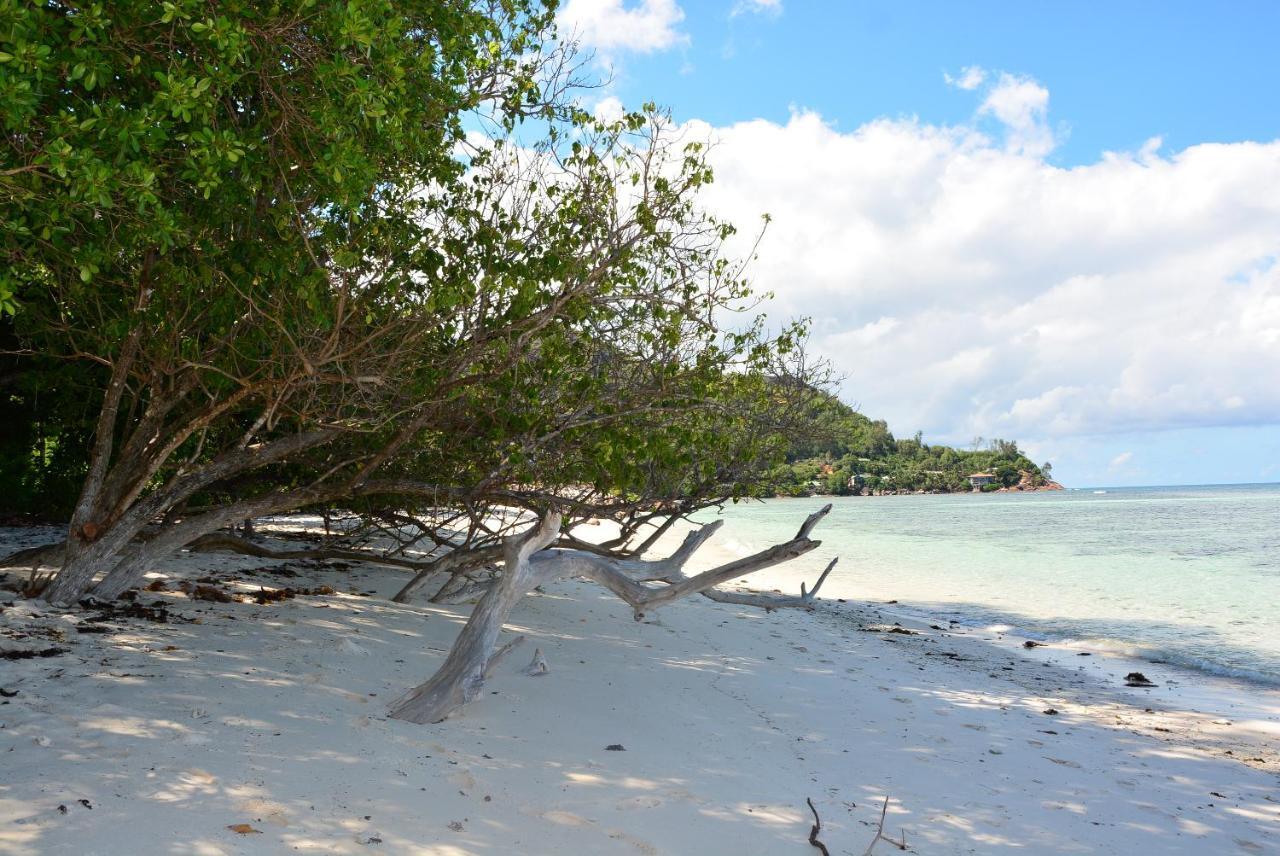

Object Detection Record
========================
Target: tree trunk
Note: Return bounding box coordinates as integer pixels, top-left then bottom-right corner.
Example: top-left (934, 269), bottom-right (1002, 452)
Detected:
top-left (43, 429), bottom-right (337, 604)
top-left (387, 511), bottom-right (562, 724)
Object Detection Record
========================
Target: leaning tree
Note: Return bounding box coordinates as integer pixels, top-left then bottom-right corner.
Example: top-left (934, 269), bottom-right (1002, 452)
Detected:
top-left (2, 0), bottom-right (846, 724)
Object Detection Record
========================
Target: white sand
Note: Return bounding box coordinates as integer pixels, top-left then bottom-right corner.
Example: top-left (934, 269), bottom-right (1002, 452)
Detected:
top-left (2, 521), bottom-right (1278, 855)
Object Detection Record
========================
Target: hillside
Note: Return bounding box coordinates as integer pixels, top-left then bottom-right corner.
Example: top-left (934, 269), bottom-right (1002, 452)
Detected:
top-left (769, 391), bottom-right (1062, 497)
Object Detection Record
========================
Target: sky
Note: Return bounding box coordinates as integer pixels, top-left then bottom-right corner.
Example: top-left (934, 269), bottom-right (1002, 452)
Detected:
top-left (556, 1), bottom-right (1280, 488)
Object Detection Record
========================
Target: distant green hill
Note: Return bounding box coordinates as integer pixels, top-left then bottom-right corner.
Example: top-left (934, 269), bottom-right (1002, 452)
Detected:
top-left (768, 390), bottom-right (1060, 497)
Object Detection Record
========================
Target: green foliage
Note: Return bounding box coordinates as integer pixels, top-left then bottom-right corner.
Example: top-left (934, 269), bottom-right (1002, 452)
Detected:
top-left (0, 0), bottom-right (553, 317)
top-left (0, 1), bottom-right (821, 535)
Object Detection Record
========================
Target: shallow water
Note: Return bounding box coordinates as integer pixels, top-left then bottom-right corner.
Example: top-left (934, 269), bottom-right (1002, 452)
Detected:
top-left (698, 483), bottom-right (1280, 685)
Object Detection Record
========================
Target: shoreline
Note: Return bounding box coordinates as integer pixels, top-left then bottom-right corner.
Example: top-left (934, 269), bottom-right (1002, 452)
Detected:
top-left (694, 491), bottom-right (1280, 694)
top-left (863, 602), bottom-right (1280, 772)
top-left (874, 594), bottom-right (1280, 689)
top-left (668, 521), bottom-right (1280, 777)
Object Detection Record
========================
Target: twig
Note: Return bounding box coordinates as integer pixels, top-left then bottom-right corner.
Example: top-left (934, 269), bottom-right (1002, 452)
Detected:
top-left (863, 796), bottom-right (907, 855)
top-left (806, 797), bottom-right (830, 856)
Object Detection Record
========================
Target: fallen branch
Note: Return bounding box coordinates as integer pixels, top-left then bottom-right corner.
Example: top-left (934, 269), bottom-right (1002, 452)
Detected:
top-left (387, 511), bottom-right (563, 724)
top-left (0, 542), bottom-right (66, 571)
top-left (863, 796), bottom-right (907, 855)
top-left (807, 797), bottom-right (830, 856)
top-left (699, 557), bottom-right (838, 611)
top-left (189, 532), bottom-right (442, 573)
top-left (391, 544), bottom-right (504, 603)
top-left (387, 505), bottom-right (834, 724)
top-left (429, 575), bottom-right (498, 605)
top-left (528, 504), bottom-right (832, 621)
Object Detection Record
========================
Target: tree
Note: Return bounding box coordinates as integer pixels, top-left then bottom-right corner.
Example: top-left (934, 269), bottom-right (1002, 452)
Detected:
top-left (4, 0), bottom-right (589, 602)
top-left (3, 0), bottom-right (827, 609)
top-left (990, 438), bottom-right (1021, 458)
top-left (1, 2), bottom-right (850, 728)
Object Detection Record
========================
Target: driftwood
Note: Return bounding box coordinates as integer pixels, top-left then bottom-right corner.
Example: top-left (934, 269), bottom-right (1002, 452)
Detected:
top-left (188, 533), bottom-right (432, 571)
top-left (807, 797), bottom-right (831, 855)
top-left (387, 505), bottom-right (835, 724)
top-left (809, 794), bottom-right (907, 856)
top-left (698, 557), bottom-right (837, 611)
top-left (0, 542), bottom-right (66, 572)
top-left (391, 545), bottom-right (505, 603)
top-left (387, 512), bottom-right (564, 724)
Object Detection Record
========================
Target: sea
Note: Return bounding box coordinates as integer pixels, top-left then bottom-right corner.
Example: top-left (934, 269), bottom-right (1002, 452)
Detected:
top-left (698, 483), bottom-right (1280, 687)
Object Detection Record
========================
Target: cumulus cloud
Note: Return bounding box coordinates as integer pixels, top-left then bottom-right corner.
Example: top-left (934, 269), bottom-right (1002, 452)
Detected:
top-left (678, 85), bottom-right (1280, 454)
top-left (977, 72), bottom-right (1055, 157)
top-left (558, 0), bottom-right (687, 54)
top-left (591, 95), bottom-right (626, 123)
top-left (944, 65), bottom-right (987, 91)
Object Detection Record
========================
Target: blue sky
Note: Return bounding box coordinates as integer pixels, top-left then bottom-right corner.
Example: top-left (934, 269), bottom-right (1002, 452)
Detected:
top-left (604, 1), bottom-right (1280, 168)
top-left (558, 1), bottom-right (1280, 487)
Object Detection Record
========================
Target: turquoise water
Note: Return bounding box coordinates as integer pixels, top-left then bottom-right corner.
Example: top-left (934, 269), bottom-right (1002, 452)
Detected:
top-left (698, 484), bottom-right (1280, 685)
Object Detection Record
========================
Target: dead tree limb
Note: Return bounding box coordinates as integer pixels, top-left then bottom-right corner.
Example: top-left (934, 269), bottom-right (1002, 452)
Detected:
top-left (524, 647), bottom-right (549, 676)
top-left (0, 542), bottom-right (66, 572)
top-left (391, 544), bottom-right (504, 603)
top-left (188, 533), bottom-right (431, 571)
top-left (430, 577), bottom-right (498, 604)
top-left (387, 505), bottom-right (833, 724)
top-left (387, 510), bottom-right (563, 724)
top-left (524, 504), bottom-right (830, 621)
top-left (699, 557), bottom-right (838, 611)
top-left (807, 797), bottom-right (831, 856)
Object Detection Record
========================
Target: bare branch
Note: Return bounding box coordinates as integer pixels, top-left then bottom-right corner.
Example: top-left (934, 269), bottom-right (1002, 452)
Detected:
top-left (807, 797), bottom-right (831, 856)
top-left (699, 557), bottom-right (838, 611)
top-left (863, 797), bottom-right (908, 855)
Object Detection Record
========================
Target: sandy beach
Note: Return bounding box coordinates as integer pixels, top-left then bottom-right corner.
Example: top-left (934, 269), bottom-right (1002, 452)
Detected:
top-left (2, 521), bottom-right (1278, 855)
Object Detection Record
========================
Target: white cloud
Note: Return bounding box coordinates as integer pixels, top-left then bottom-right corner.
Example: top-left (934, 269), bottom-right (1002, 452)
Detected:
top-left (944, 65), bottom-right (987, 91)
top-left (592, 95), bottom-right (626, 123)
top-left (558, 0), bottom-right (687, 54)
top-left (678, 86), bottom-right (1280, 455)
top-left (977, 72), bottom-right (1055, 157)
top-left (732, 0), bottom-right (783, 18)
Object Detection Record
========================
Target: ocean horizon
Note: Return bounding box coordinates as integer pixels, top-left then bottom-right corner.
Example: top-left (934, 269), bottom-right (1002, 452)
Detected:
top-left (1074, 480), bottom-right (1280, 491)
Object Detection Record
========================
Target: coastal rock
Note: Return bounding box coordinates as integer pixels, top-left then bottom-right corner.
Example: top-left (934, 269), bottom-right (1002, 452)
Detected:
top-left (1000, 471), bottom-right (1066, 492)
top-left (1124, 671), bottom-right (1157, 687)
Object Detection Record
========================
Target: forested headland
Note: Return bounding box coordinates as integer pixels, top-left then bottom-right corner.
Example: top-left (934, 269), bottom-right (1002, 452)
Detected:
top-left (769, 390), bottom-right (1060, 496)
